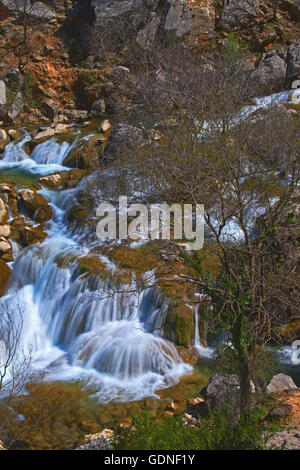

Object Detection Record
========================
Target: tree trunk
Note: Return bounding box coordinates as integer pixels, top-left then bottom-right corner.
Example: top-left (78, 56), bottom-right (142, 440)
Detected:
top-left (239, 357), bottom-right (252, 412)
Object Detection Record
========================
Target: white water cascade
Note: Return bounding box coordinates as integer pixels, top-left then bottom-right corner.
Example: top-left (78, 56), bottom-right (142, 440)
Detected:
top-left (0, 132), bottom-right (192, 403)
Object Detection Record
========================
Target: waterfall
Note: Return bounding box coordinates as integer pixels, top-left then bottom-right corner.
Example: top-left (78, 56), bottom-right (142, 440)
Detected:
top-left (0, 133), bottom-right (192, 402)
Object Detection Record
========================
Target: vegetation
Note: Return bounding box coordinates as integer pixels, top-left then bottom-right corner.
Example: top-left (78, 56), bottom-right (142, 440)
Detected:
top-left (115, 409), bottom-right (279, 450)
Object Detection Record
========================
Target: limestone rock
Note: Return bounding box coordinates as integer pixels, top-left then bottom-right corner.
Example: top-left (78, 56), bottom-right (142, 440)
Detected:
top-left (221, 0), bottom-right (260, 29)
top-left (39, 174), bottom-right (62, 188)
top-left (0, 198), bottom-right (8, 224)
top-left (75, 429), bottom-right (114, 450)
top-left (266, 374), bottom-right (297, 394)
top-left (0, 225), bottom-right (11, 238)
top-left (19, 226), bottom-right (47, 246)
top-left (0, 80), bottom-right (6, 105)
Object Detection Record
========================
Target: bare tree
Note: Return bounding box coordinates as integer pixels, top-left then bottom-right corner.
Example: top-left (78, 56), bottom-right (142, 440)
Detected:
top-left (0, 304), bottom-right (32, 445)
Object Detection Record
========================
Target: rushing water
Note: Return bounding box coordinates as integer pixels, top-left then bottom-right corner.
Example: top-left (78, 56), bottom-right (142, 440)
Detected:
top-left (1, 88), bottom-right (299, 404)
top-left (0, 130), bottom-right (193, 403)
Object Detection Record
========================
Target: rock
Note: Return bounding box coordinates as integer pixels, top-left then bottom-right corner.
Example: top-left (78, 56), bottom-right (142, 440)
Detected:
top-left (19, 226), bottom-right (47, 246)
top-left (0, 80), bottom-right (6, 105)
top-left (0, 237), bottom-right (12, 261)
top-left (108, 66), bottom-right (130, 82)
top-left (8, 129), bottom-right (21, 140)
top-left (0, 259), bottom-right (12, 296)
top-left (286, 41), bottom-right (300, 79)
top-left (42, 99), bottom-right (59, 121)
top-left (1, 0), bottom-right (56, 19)
top-left (200, 374), bottom-right (255, 410)
top-left (251, 52), bottom-right (287, 89)
top-left (64, 135), bottom-right (101, 170)
top-left (84, 83), bottom-right (103, 106)
top-left (90, 98), bottom-right (106, 117)
top-left (39, 174), bottom-right (62, 188)
top-left (221, 0), bottom-right (260, 29)
top-left (280, 0), bottom-right (300, 21)
top-left (105, 123), bottom-right (144, 159)
top-left (137, 12), bottom-right (160, 49)
top-left (266, 374), bottom-right (297, 394)
top-left (164, 0), bottom-right (215, 44)
top-left (99, 119), bottom-right (112, 133)
top-left (267, 403), bottom-right (293, 419)
top-left (75, 429), bottom-right (114, 450)
top-left (63, 109), bottom-right (89, 122)
top-left (0, 128), bottom-right (8, 150)
top-left (19, 190), bottom-right (53, 223)
top-left (159, 243), bottom-right (184, 263)
top-left (164, 0), bottom-right (192, 37)
top-left (8, 92), bottom-right (24, 120)
top-left (34, 124), bottom-right (70, 141)
top-left (0, 225), bottom-right (11, 238)
top-left (0, 198), bottom-right (8, 224)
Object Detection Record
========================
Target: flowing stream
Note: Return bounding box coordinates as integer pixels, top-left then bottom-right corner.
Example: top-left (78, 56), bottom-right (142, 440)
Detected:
top-left (0, 131), bottom-right (192, 403)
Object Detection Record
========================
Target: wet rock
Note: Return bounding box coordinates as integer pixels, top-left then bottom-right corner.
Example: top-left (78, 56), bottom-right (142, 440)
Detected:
top-left (0, 237), bottom-right (12, 261)
top-left (19, 226), bottom-right (47, 246)
top-left (266, 374), bottom-right (297, 394)
top-left (19, 190), bottom-right (53, 223)
top-left (0, 128), bottom-right (8, 150)
top-left (8, 129), bottom-right (21, 140)
top-left (0, 198), bottom-right (8, 224)
top-left (0, 80), bottom-right (6, 105)
top-left (0, 259), bottom-right (11, 296)
top-left (0, 225), bottom-right (11, 238)
top-left (75, 429), bottom-right (114, 450)
top-left (39, 174), bottom-right (62, 188)
top-left (64, 135), bottom-right (102, 170)
top-left (221, 0), bottom-right (260, 29)
top-left (99, 119), bottom-right (112, 134)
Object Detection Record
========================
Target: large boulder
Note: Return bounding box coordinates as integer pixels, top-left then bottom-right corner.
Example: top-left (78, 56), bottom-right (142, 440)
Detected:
top-left (251, 51), bottom-right (287, 89)
top-left (221, 0), bottom-right (260, 29)
top-left (104, 123), bottom-right (144, 160)
top-left (164, 0), bottom-right (215, 44)
top-left (266, 374), bottom-right (298, 394)
top-left (0, 128), bottom-right (8, 151)
top-left (0, 237), bottom-right (12, 261)
top-left (200, 374), bottom-right (255, 410)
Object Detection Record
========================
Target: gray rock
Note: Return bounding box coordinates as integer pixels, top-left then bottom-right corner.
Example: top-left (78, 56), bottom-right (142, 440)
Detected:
top-left (164, 0), bottom-right (193, 37)
top-left (200, 374), bottom-right (255, 410)
top-left (8, 92), bottom-right (24, 120)
top-left (0, 0), bottom-right (56, 19)
top-left (136, 12), bottom-right (160, 49)
top-left (286, 41), bottom-right (300, 79)
top-left (221, 0), bottom-right (260, 29)
top-left (90, 98), bottom-right (106, 117)
top-left (105, 123), bottom-right (144, 159)
top-left (0, 80), bottom-right (6, 105)
top-left (266, 374), bottom-right (297, 394)
top-left (42, 99), bottom-right (58, 121)
top-left (251, 52), bottom-right (287, 88)
top-left (108, 66), bottom-right (130, 82)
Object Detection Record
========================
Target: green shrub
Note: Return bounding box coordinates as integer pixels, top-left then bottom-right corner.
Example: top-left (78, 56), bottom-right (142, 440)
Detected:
top-left (114, 408), bottom-right (278, 450)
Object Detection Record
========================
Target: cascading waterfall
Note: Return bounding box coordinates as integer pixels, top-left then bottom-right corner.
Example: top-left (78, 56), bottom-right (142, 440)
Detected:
top-left (0, 132), bottom-right (192, 402)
